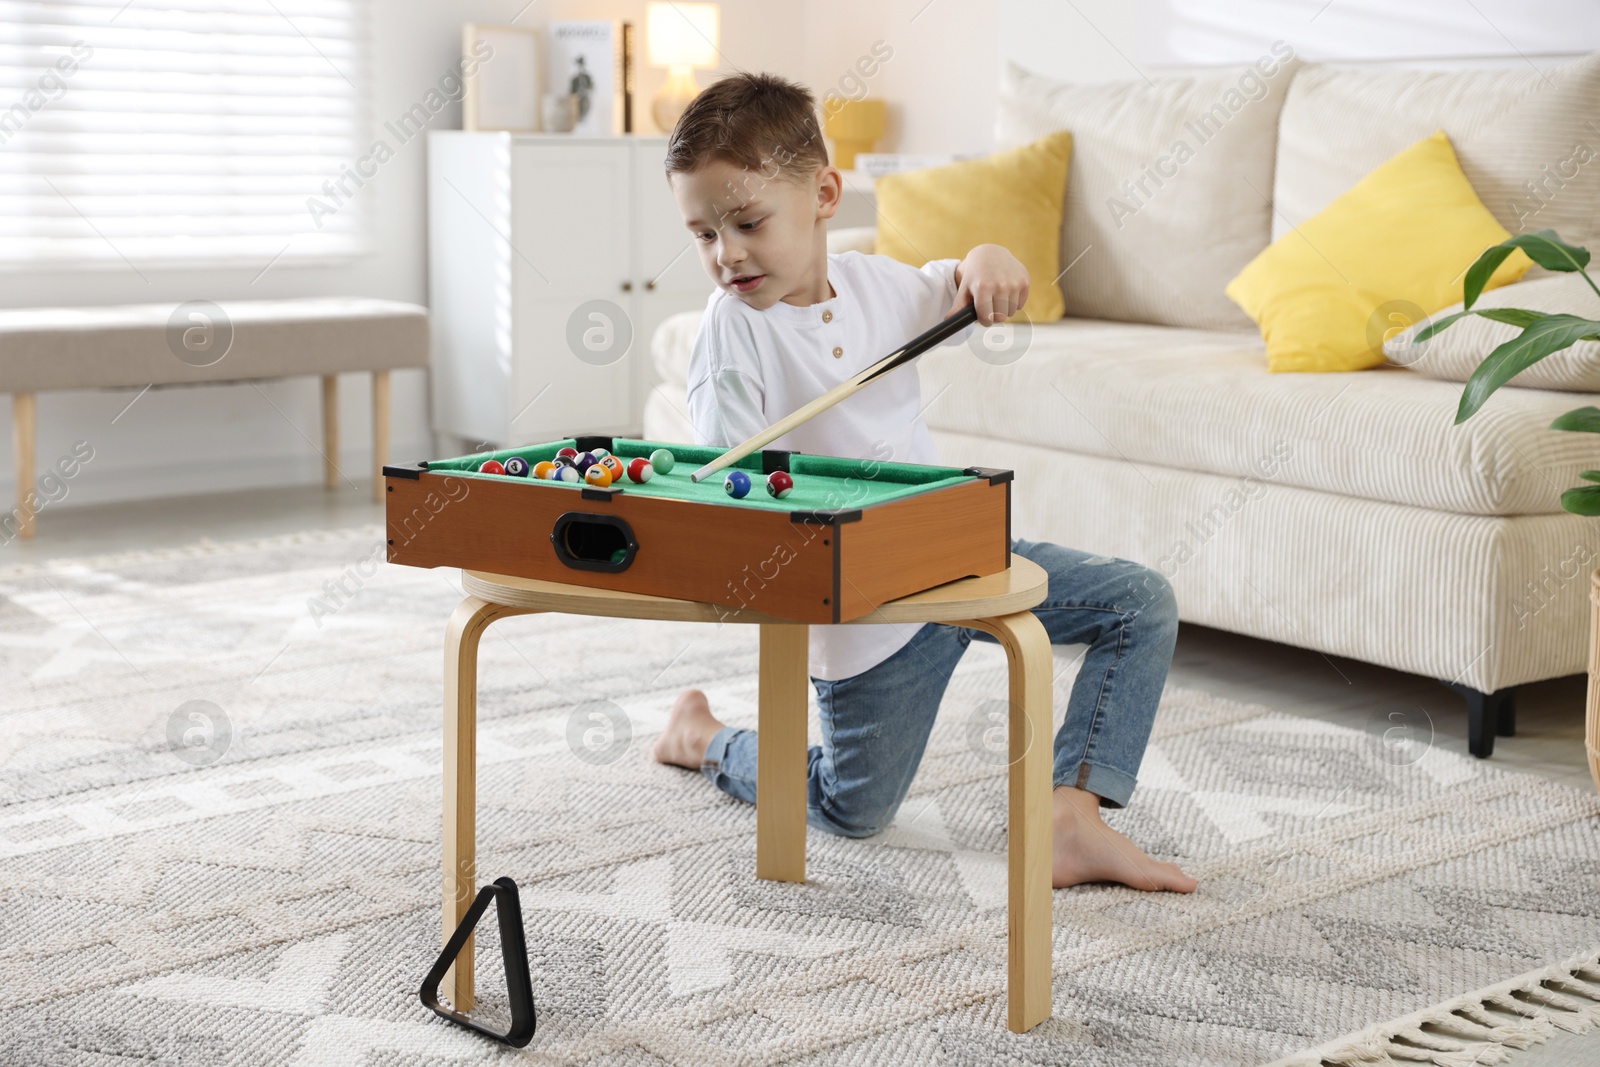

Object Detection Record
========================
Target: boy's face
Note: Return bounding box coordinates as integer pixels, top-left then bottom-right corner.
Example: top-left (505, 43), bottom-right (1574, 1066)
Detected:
top-left (670, 157), bottom-right (842, 310)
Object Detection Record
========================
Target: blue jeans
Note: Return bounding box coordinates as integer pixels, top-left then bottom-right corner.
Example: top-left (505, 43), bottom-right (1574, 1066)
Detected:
top-left (699, 538), bottom-right (1178, 838)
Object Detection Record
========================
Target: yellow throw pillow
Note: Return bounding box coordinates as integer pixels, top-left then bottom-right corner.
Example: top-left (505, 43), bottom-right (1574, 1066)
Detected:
top-left (874, 130), bottom-right (1070, 322)
top-left (1225, 130), bottom-right (1532, 373)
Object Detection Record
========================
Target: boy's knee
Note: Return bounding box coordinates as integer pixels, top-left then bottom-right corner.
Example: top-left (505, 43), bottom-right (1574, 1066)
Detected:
top-left (1127, 566), bottom-right (1178, 631)
top-left (808, 797), bottom-right (897, 839)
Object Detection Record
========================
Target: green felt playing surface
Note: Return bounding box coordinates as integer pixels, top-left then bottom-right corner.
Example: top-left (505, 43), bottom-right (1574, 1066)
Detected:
top-left (425, 438), bottom-right (974, 512)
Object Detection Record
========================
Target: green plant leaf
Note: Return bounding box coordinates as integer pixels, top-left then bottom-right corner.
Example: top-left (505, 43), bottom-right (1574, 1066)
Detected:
top-left (1457, 316), bottom-right (1600, 423)
top-left (1475, 308), bottom-right (1545, 328)
top-left (1415, 308), bottom-right (1477, 343)
top-left (1560, 484), bottom-right (1600, 516)
top-left (1552, 406), bottom-right (1600, 433)
top-left (1461, 230), bottom-right (1591, 309)
top-left (1581, 470), bottom-right (1600, 482)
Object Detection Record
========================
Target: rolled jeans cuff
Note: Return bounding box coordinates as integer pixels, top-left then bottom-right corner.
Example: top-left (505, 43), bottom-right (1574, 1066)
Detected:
top-left (1053, 760), bottom-right (1137, 809)
top-left (700, 725), bottom-right (756, 804)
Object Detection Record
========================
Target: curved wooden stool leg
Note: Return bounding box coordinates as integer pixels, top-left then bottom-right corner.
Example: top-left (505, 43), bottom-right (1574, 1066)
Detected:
top-left (954, 609), bottom-right (1053, 1033)
top-left (442, 595), bottom-right (534, 1012)
top-left (757, 623), bottom-right (809, 883)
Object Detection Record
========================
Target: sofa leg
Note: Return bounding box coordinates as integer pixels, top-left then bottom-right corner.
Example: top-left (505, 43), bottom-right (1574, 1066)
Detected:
top-left (1446, 683), bottom-right (1516, 759)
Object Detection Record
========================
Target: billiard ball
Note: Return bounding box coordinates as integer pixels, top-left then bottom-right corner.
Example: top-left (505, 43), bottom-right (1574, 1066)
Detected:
top-left (548, 465), bottom-right (578, 482)
top-left (553, 455), bottom-right (577, 469)
top-left (590, 446), bottom-right (610, 459)
top-left (600, 455), bottom-right (625, 481)
top-left (478, 459), bottom-right (505, 475)
top-left (649, 448), bottom-right (675, 474)
top-left (626, 458), bottom-right (654, 483)
top-left (556, 447), bottom-right (579, 461)
top-left (724, 470), bottom-right (751, 498)
top-left (532, 460), bottom-right (556, 480)
top-left (766, 471), bottom-right (794, 499)
top-left (504, 457), bottom-right (531, 477)
top-left (584, 464), bottom-right (613, 487)
top-left (574, 452), bottom-right (599, 474)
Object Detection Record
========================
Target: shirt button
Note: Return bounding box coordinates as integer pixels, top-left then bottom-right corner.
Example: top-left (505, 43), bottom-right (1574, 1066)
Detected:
top-left (832, 346), bottom-right (843, 358)
top-left (821, 310), bottom-right (832, 323)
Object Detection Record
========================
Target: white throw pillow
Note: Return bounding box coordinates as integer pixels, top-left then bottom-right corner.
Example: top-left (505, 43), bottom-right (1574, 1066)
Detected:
top-left (1275, 54), bottom-right (1600, 280)
top-left (994, 50), bottom-right (1299, 331)
top-left (1384, 272), bottom-right (1600, 391)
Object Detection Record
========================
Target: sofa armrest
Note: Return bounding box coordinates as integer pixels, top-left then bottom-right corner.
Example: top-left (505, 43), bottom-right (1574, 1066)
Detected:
top-left (826, 226), bottom-right (877, 255)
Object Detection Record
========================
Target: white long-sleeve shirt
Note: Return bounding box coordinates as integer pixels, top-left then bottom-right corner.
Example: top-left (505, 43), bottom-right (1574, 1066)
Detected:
top-left (686, 250), bottom-right (976, 681)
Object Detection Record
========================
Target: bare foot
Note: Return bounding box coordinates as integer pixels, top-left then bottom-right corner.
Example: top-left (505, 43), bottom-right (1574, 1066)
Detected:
top-left (651, 688), bottom-right (726, 770)
top-left (1051, 786), bottom-right (1196, 892)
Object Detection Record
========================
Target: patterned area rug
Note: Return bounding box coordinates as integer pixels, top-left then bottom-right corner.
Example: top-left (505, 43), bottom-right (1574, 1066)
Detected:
top-left (2, 526), bottom-right (1598, 1066)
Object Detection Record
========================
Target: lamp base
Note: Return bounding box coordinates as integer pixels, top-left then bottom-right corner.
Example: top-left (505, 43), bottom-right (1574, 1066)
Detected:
top-left (653, 66), bottom-right (702, 135)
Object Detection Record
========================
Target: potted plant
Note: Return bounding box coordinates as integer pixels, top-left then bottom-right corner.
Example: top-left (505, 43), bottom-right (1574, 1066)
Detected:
top-left (1417, 229), bottom-right (1600, 788)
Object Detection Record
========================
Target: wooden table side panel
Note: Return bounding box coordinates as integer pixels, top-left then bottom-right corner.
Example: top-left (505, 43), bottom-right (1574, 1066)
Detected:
top-left (386, 474), bottom-right (840, 621)
top-left (837, 479), bottom-right (1010, 620)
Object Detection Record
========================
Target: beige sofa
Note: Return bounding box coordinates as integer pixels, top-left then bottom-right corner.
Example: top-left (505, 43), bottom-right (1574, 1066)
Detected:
top-left (643, 53), bottom-right (1600, 759)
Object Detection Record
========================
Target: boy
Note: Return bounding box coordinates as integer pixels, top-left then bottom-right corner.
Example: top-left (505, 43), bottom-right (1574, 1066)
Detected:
top-left (651, 72), bottom-right (1195, 894)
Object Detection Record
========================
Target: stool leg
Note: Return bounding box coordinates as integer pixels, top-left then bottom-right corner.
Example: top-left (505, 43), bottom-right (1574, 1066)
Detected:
top-left (12, 393), bottom-right (36, 541)
top-left (320, 374), bottom-right (338, 490)
top-left (957, 610), bottom-right (1053, 1033)
top-left (442, 596), bottom-right (529, 1012)
top-left (371, 370), bottom-right (390, 504)
top-left (757, 622), bottom-right (808, 883)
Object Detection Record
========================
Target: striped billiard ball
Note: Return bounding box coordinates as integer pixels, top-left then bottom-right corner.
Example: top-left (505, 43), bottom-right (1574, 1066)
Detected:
top-left (573, 452), bottom-right (599, 474)
top-left (477, 459), bottom-right (505, 475)
top-left (724, 470), bottom-right (751, 499)
top-left (503, 457), bottom-right (531, 477)
top-left (556, 447), bottom-right (579, 461)
top-left (548, 465), bottom-right (578, 482)
top-left (649, 448), bottom-right (675, 474)
top-left (590, 446), bottom-right (610, 459)
top-left (626, 458), bottom-right (654, 483)
top-left (765, 471), bottom-right (794, 499)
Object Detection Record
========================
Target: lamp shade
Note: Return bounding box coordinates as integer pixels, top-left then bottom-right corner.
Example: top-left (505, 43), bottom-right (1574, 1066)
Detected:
top-left (647, 3), bottom-right (719, 68)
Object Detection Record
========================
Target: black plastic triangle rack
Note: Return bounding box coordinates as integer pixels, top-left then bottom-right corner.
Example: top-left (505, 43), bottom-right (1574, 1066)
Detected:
top-left (419, 876), bottom-right (537, 1047)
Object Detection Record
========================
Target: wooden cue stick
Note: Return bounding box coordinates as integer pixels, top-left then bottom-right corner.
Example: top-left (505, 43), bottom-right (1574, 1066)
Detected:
top-left (688, 303), bottom-right (981, 483)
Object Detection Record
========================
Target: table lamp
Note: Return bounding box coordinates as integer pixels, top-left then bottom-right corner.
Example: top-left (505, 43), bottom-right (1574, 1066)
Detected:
top-left (822, 99), bottom-right (886, 171)
top-left (647, 2), bottom-right (719, 134)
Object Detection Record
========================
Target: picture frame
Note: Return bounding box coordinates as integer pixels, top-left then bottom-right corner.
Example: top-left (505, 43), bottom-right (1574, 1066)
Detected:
top-left (462, 23), bottom-right (542, 133)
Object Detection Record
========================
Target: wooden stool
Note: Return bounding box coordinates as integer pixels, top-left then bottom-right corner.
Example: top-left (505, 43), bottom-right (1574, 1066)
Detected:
top-left (441, 554), bottom-right (1054, 1032)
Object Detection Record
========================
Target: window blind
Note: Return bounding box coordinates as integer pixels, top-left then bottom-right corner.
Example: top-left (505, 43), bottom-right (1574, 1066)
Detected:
top-left (0, 0), bottom-right (367, 269)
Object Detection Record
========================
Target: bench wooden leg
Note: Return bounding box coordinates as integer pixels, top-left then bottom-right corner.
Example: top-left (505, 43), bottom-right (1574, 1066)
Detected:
top-left (320, 374), bottom-right (338, 490)
top-left (372, 370), bottom-right (390, 504)
top-left (757, 622), bottom-right (808, 883)
top-left (12, 393), bottom-right (35, 541)
top-left (441, 595), bottom-right (531, 1013)
top-left (956, 609), bottom-right (1053, 1033)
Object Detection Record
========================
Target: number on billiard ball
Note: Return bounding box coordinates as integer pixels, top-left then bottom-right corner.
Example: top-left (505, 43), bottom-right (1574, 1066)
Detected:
top-left (478, 459), bottom-right (505, 475)
top-left (766, 471), bottom-right (794, 499)
top-left (503, 457), bottom-right (531, 477)
top-left (724, 470), bottom-right (751, 498)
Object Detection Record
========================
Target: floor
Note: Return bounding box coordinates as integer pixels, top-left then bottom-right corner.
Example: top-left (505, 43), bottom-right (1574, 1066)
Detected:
top-left (5, 482), bottom-right (1597, 1065)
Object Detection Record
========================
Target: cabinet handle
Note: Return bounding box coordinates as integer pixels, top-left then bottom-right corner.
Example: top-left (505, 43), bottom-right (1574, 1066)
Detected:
top-left (645, 279), bottom-right (656, 291)
top-left (621, 281), bottom-right (632, 292)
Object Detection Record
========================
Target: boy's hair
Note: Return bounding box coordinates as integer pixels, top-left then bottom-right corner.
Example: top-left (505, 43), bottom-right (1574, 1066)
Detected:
top-left (664, 71), bottom-right (830, 189)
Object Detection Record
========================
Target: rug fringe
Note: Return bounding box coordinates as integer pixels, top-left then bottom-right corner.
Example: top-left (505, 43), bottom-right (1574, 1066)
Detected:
top-left (1266, 947), bottom-right (1600, 1067)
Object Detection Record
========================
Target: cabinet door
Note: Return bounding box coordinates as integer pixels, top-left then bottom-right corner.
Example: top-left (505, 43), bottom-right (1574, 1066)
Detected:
top-left (632, 139), bottom-right (715, 406)
top-left (510, 143), bottom-right (635, 440)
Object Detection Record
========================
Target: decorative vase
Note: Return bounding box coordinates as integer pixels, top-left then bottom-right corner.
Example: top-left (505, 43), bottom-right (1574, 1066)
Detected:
top-left (542, 93), bottom-right (578, 133)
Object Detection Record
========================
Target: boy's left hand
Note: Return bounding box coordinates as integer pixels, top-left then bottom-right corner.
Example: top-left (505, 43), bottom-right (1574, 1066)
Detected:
top-left (951, 244), bottom-right (1030, 326)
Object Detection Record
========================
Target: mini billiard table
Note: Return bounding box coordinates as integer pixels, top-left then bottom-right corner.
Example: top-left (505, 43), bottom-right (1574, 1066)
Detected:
top-left (384, 435), bottom-right (1013, 624)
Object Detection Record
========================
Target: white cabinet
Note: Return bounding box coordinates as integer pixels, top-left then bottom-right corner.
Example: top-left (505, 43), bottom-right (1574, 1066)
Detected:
top-left (426, 132), bottom-right (714, 447)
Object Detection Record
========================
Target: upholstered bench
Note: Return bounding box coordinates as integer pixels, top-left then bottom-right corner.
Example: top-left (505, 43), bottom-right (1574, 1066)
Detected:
top-left (2, 298), bottom-right (428, 538)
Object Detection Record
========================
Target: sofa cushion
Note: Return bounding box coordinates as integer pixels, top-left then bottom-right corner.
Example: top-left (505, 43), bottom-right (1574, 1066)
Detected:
top-left (913, 318), bottom-right (1595, 517)
top-left (1386, 272), bottom-right (1600, 391)
top-left (993, 50), bottom-right (1299, 331)
top-left (1226, 130), bottom-right (1530, 373)
top-left (874, 130), bottom-right (1070, 322)
top-left (1274, 54), bottom-right (1600, 278)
